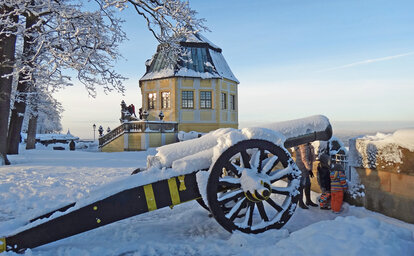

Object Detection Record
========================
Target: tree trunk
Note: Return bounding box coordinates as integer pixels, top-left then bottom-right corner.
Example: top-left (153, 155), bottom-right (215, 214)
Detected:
top-left (0, 5), bottom-right (18, 165)
top-left (7, 77), bottom-right (30, 154)
top-left (26, 114), bottom-right (38, 150)
top-left (7, 14), bottom-right (37, 154)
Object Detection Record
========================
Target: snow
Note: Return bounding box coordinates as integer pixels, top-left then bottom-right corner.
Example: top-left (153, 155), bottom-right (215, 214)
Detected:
top-left (259, 115), bottom-right (330, 140)
top-left (273, 216), bottom-right (414, 255)
top-left (186, 33), bottom-right (221, 50)
top-left (208, 48), bottom-right (239, 83)
top-left (350, 128), bottom-right (414, 169)
top-left (392, 129), bottom-right (414, 151)
top-left (312, 136), bottom-right (348, 158)
top-left (177, 131), bottom-right (203, 141)
top-left (360, 129), bottom-right (414, 152)
top-left (151, 116), bottom-right (329, 199)
top-left (156, 115), bottom-right (328, 171)
top-left (140, 34), bottom-right (239, 83)
top-left (155, 128), bottom-right (235, 168)
top-left (20, 132), bottom-right (79, 142)
top-left (171, 148), bottom-right (213, 173)
top-left (1, 147), bottom-right (414, 255)
top-left (141, 63), bottom-right (236, 81)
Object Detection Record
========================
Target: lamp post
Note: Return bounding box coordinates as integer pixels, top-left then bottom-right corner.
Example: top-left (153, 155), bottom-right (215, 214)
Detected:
top-left (93, 124), bottom-right (96, 141)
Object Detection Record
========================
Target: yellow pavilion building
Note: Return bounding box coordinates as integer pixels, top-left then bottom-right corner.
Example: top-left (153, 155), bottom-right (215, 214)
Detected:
top-left (100, 34), bottom-right (239, 151)
top-left (139, 33), bottom-right (239, 132)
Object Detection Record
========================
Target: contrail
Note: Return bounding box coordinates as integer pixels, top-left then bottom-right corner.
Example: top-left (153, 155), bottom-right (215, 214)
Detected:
top-left (318, 51), bottom-right (414, 72)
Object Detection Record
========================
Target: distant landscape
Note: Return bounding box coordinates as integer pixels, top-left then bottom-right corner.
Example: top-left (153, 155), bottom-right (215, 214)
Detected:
top-left (240, 120), bottom-right (414, 147)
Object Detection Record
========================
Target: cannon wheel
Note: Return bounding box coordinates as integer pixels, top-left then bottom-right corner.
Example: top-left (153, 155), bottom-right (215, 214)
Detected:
top-left (207, 139), bottom-right (301, 234)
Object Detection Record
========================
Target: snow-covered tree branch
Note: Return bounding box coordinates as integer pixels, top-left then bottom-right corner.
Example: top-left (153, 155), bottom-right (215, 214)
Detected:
top-left (0, 0), bottom-right (207, 161)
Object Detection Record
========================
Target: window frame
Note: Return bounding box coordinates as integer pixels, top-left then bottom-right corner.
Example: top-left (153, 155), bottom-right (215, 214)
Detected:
top-left (161, 91), bottom-right (171, 109)
top-left (199, 90), bottom-right (212, 109)
top-left (181, 90), bottom-right (194, 109)
top-left (221, 92), bottom-right (227, 110)
top-left (230, 94), bottom-right (236, 111)
top-left (147, 92), bottom-right (157, 109)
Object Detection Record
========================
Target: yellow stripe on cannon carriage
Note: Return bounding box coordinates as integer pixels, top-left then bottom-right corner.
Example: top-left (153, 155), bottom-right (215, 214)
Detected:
top-left (0, 237), bottom-right (6, 252)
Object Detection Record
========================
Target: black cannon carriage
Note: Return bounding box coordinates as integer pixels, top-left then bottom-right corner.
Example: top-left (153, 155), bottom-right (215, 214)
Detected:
top-left (0, 115), bottom-right (332, 253)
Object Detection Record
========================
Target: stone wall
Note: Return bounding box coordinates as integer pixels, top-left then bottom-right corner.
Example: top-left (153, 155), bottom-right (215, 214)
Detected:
top-left (347, 137), bottom-right (414, 224)
top-left (352, 167), bottom-right (414, 223)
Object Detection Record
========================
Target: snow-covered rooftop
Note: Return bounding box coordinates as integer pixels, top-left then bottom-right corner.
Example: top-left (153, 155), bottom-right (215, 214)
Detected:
top-left (21, 132), bottom-right (79, 141)
top-left (140, 33), bottom-right (239, 83)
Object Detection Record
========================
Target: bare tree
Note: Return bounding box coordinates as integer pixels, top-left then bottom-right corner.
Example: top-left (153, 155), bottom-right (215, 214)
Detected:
top-left (0, 0), bottom-right (207, 162)
top-left (23, 87), bottom-right (63, 149)
top-left (0, 2), bottom-right (19, 164)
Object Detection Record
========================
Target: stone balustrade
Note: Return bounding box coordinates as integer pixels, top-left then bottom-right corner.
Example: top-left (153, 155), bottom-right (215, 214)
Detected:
top-left (99, 121), bottom-right (178, 149)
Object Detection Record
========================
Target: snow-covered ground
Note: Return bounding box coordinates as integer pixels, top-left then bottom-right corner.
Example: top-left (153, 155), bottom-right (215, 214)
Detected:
top-left (1, 147), bottom-right (414, 256)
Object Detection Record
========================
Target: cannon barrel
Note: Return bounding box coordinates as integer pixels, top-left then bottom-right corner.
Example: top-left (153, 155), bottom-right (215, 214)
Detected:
top-left (257, 115), bottom-right (333, 148)
top-left (155, 115), bottom-right (332, 168)
top-left (284, 124), bottom-right (332, 148)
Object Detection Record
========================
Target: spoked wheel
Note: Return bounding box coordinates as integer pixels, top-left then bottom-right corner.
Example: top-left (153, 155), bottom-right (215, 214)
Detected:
top-left (207, 139), bottom-right (301, 234)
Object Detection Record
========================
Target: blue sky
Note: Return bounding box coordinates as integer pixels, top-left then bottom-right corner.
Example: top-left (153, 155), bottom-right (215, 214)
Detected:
top-left (54, 0), bottom-right (414, 138)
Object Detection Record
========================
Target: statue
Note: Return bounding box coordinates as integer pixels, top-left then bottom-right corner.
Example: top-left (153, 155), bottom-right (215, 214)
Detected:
top-left (120, 100), bottom-right (128, 122)
top-left (98, 125), bottom-right (104, 137)
top-left (120, 100), bottom-right (139, 123)
top-left (139, 108), bottom-right (143, 119)
top-left (142, 110), bottom-right (149, 121)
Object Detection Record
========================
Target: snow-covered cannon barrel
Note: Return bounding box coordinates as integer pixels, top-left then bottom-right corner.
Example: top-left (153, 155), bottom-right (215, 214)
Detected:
top-left (0, 115), bottom-right (332, 253)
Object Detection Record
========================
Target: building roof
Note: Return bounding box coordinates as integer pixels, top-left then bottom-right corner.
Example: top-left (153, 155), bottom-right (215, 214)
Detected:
top-left (140, 34), bottom-right (239, 83)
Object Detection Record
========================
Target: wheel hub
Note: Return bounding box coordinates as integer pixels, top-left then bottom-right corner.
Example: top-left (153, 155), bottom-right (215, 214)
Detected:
top-left (240, 168), bottom-right (271, 202)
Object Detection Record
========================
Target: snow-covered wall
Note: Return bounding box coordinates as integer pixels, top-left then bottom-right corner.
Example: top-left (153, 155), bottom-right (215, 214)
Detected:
top-left (346, 128), bottom-right (414, 224)
top-left (349, 129), bottom-right (414, 174)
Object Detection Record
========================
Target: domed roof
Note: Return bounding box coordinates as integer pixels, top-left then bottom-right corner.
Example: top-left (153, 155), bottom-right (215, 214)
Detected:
top-left (140, 34), bottom-right (239, 83)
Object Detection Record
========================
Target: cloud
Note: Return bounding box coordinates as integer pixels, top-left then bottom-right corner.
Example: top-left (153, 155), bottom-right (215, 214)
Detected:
top-left (318, 51), bottom-right (414, 72)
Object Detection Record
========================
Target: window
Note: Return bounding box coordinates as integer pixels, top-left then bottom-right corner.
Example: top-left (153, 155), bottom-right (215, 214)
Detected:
top-left (221, 92), bottom-right (227, 110)
top-left (182, 91), bottom-right (194, 109)
top-left (230, 94), bottom-right (236, 110)
top-left (200, 91), bottom-right (212, 109)
top-left (161, 92), bottom-right (170, 109)
top-left (148, 92), bottom-right (156, 109)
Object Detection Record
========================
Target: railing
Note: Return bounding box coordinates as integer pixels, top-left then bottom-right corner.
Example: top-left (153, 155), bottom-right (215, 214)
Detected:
top-left (99, 124), bottom-right (125, 147)
top-left (99, 121), bottom-right (178, 147)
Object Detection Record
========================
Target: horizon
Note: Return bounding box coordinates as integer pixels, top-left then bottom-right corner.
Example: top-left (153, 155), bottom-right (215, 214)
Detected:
top-left (61, 120), bottom-right (414, 140)
top-left (54, 0), bottom-right (414, 139)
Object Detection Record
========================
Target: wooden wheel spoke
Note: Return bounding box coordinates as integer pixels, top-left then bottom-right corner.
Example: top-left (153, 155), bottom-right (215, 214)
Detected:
top-left (240, 150), bottom-right (251, 169)
top-left (266, 197), bottom-right (283, 212)
top-left (250, 149), bottom-right (261, 170)
top-left (225, 163), bottom-right (242, 177)
top-left (247, 202), bottom-right (255, 227)
top-left (219, 181), bottom-right (241, 189)
top-left (265, 157), bottom-right (281, 175)
top-left (270, 173), bottom-right (292, 183)
top-left (219, 176), bottom-right (241, 189)
top-left (269, 166), bottom-right (293, 183)
top-left (256, 202), bottom-right (269, 222)
top-left (226, 198), bottom-right (248, 221)
top-left (261, 155), bottom-right (279, 175)
top-left (259, 149), bottom-right (266, 171)
top-left (271, 187), bottom-right (290, 196)
top-left (218, 190), bottom-right (244, 204)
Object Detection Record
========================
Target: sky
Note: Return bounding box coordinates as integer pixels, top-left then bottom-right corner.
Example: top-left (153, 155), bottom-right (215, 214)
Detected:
top-left (54, 0), bottom-right (414, 139)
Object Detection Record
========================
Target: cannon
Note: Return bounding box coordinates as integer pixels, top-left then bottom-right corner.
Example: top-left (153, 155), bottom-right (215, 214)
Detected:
top-left (0, 115), bottom-right (332, 253)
